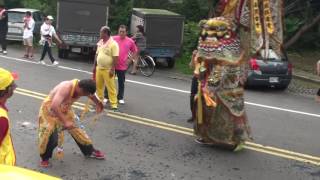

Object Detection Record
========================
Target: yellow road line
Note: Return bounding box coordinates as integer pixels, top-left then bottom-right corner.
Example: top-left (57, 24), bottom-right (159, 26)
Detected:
top-left (107, 107), bottom-right (320, 163)
top-left (245, 142), bottom-right (320, 162)
top-left (14, 88), bottom-right (320, 166)
top-left (17, 88), bottom-right (47, 97)
top-left (15, 90), bottom-right (46, 101)
top-left (244, 146), bottom-right (320, 166)
top-left (108, 113), bottom-right (194, 136)
top-left (108, 111), bottom-right (193, 132)
top-left (16, 88), bottom-right (86, 107)
top-left (15, 90), bottom-right (86, 110)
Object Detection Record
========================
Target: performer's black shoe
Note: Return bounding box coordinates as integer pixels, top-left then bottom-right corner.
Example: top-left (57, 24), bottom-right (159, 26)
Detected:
top-left (194, 138), bottom-right (214, 145)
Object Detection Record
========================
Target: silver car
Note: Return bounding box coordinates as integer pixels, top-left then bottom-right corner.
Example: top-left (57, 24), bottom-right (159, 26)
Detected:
top-left (6, 8), bottom-right (43, 41)
top-left (245, 49), bottom-right (292, 90)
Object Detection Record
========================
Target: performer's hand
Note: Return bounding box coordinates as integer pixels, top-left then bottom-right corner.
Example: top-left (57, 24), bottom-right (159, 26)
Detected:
top-left (96, 101), bottom-right (104, 113)
top-left (315, 96), bottom-right (320, 103)
top-left (63, 121), bottom-right (75, 130)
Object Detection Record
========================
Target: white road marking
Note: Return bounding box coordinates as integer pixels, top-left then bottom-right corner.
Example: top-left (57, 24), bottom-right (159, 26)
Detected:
top-left (246, 102), bottom-right (320, 118)
top-left (59, 65), bottom-right (92, 74)
top-left (0, 55), bottom-right (38, 64)
top-left (1, 54), bottom-right (320, 118)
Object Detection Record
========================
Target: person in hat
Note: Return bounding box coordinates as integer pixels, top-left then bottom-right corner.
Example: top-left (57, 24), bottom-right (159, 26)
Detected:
top-left (39, 15), bottom-right (62, 65)
top-left (0, 68), bottom-right (18, 165)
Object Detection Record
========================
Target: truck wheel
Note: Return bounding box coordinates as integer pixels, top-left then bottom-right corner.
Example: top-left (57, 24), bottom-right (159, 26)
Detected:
top-left (58, 49), bottom-right (69, 59)
top-left (167, 58), bottom-right (175, 68)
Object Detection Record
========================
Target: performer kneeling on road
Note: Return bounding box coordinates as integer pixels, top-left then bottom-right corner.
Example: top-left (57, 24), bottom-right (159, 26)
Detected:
top-left (38, 79), bottom-right (105, 167)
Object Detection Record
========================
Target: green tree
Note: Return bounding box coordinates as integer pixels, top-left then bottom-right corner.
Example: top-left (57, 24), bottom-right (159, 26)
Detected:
top-left (133, 0), bottom-right (171, 8)
top-left (21, 0), bottom-right (57, 16)
top-left (109, 0), bottom-right (133, 32)
top-left (284, 0), bottom-right (320, 48)
top-left (3, 0), bottom-right (22, 8)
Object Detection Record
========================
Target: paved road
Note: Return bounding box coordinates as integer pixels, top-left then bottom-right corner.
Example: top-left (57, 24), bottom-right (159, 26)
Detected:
top-left (1, 47), bottom-right (320, 180)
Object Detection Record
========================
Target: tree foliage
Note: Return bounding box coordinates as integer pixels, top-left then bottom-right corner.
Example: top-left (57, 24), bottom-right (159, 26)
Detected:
top-left (1, 0), bottom-right (319, 50)
top-left (109, 0), bottom-right (133, 31)
top-left (22, 0), bottom-right (57, 16)
top-left (284, 0), bottom-right (320, 49)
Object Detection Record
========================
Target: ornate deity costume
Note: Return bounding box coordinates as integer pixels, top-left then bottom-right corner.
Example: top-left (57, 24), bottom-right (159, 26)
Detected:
top-left (193, 0), bottom-right (284, 150)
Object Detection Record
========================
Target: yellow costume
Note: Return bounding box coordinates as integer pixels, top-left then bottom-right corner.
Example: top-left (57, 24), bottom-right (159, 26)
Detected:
top-left (95, 38), bottom-right (119, 109)
top-left (0, 68), bottom-right (16, 166)
top-left (0, 108), bottom-right (16, 166)
top-left (38, 79), bottom-right (93, 160)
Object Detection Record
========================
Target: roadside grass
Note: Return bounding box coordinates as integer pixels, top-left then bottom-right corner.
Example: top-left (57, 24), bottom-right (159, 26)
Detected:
top-left (174, 52), bottom-right (193, 75)
top-left (288, 49), bottom-right (320, 75)
top-left (291, 78), bottom-right (319, 89)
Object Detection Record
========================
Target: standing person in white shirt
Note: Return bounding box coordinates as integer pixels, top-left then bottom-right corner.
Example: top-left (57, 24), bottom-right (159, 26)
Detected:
top-left (39, 15), bottom-right (62, 65)
top-left (23, 11), bottom-right (35, 59)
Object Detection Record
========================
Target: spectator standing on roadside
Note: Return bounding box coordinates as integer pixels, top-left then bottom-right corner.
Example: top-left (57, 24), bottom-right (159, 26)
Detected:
top-left (39, 15), bottom-right (62, 65)
top-left (0, 4), bottom-right (8, 55)
top-left (104, 25), bottom-right (138, 104)
top-left (187, 50), bottom-right (199, 123)
top-left (93, 26), bottom-right (119, 111)
top-left (130, 25), bottom-right (146, 75)
top-left (23, 11), bottom-right (35, 59)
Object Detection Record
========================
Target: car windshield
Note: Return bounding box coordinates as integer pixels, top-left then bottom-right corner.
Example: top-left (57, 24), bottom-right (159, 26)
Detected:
top-left (258, 49), bottom-right (286, 61)
top-left (8, 12), bottom-right (25, 23)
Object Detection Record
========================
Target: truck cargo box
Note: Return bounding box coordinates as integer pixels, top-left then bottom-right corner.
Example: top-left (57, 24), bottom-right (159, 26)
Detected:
top-left (57, 0), bottom-right (108, 34)
top-left (130, 8), bottom-right (184, 67)
top-left (56, 0), bottom-right (109, 58)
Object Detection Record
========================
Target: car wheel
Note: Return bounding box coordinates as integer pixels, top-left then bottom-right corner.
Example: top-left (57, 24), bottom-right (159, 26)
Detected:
top-left (58, 49), bottom-right (69, 59)
top-left (167, 58), bottom-right (175, 68)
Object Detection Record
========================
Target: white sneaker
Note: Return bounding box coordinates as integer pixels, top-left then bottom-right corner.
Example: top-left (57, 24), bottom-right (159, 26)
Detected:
top-left (53, 61), bottom-right (59, 66)
top-left (119, 99), bottom-right (125, 104)
top-left (2, 51), bottom-right (7, 55)
top-left (40, 61), bottom-right (46, 65)
top-left (103, 98), bottom-right (108, 104)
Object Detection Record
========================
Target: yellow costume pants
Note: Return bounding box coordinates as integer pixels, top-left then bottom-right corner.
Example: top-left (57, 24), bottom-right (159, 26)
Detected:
top-left (38, 99), bottom-right (94, 160)
top-left (96, 67), bottom-right (118, 108)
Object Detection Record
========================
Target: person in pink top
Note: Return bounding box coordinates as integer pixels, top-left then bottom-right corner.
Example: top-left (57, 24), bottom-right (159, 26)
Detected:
top-left (105, 25), bottom-right (138, 104)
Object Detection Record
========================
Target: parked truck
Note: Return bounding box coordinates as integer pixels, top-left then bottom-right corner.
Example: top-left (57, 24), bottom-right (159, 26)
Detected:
top-left (56, 0), bottom-right (109, 59)
top-left (130, 8), bottom-right (184, 68)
